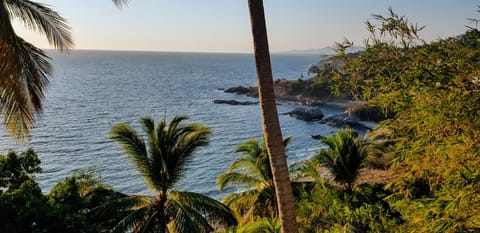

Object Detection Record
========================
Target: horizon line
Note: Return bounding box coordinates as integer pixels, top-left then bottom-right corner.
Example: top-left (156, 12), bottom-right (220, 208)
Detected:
top-left (41, 47), bottom-right (329, 55)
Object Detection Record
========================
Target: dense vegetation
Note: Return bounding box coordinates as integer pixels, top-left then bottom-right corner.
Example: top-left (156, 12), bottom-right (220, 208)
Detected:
top-left (327, 8), bottom-right (480, 232)
top-left (1, 7), bottom-right (479, 233)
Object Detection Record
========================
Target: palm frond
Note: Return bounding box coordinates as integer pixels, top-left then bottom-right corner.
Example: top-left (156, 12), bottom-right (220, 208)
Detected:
top-left (165, 198), bottom-right (203, 233)
top-left (239, 217), bottom-right (281, 233)
top-left (110, 123), bottom-right (162, 191)
top-left (111, 205), bottom-right (154, 233)
top-left (170, 191), bottom-right (237, 229)
top-left (112, 0), bottom-right (130, 8)
top-left (226, 156), bottom-right (262, 176)
top-left (132, 210), bottom-right (160, 233)
top-left (0, 34), bottom-right (51, 140)
top-left (92, 195), bottom-right (150, 218)
top-left (252, 187), bottom-right (277, 218)
top-left (234, 138), bottom-right (262, 159)
top-left (166, 123), bottom-right (211, 187)
top-left (6, 0), bottom-right (73, 50)
top-left (314, 128), bottom-right (368, 190)
top-left (222, 189), bottom-right (259, 220)
top-left (217, 172), bottom-right (264, 192)
top-left (140, 116), bottom-right (159, 163)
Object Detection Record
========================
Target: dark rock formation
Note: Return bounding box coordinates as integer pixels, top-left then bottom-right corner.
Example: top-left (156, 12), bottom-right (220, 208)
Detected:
top-left (224, 86), bottom-right (258, 97)
top-left (282, 107), bottom-right (324, 121)
top-left (345, 102), bottom-right (394, 122)
top-left (223, 79), bottom-right (351, 106)
top-left (212, 99), bottom-right (259, 105)
top-left (319, 113), bottom-right (371, 131)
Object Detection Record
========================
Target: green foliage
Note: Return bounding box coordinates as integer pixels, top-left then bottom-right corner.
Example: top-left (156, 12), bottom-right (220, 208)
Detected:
top-left (107, 115), bottom-right (236, 232)
top-left (0, 149), bottom-right (41, 189)
top-left (217, 218), bottom-right (280, 233)
top-left (0, 149), bottom-right (65, 233)
top-left (0, 149), bottom-right (129, 233)
top-left (48, 169), bottom-right (124, 233)
top-left (0, 0), bottom-right (73, 141)
top-left (327, 7), bottom-right (480, 232)
top-left (217, 137), bottom-right (291, 222)
top-left (313, 129), bottom-right (369, 193)
top-left (295, 178), bottom-right (402, 233)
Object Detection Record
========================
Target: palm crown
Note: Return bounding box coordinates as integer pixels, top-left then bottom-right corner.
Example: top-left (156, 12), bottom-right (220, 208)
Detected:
top-left (0, 0), bottom-right (73, 140)
top-left (217, 137), bottom-right (291, 221)
top-left (105, 116), bottom-right (237, 233)
top-left (313, 129), bottom-right (369, 193)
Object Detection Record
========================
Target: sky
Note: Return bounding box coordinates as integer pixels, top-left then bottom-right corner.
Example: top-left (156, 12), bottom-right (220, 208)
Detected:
top-left (13, 0), bottom-right (480, 53)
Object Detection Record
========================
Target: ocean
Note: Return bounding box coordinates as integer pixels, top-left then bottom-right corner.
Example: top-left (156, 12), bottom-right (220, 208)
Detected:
top-left (0, 50), bottom-right (344, 199)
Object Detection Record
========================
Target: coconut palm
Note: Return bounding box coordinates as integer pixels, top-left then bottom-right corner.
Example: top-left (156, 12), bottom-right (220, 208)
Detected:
top-left (111, 1), bottom-right (297, 231)
top-left (246, 1), bottom-right (298, 231)
top-left (104, 116), bottom-right (237, 233)
top-left (0, 0), bottom-right (73, 140)
top-left (313, 129), bottom-right (369, 194)
top-left (217, 137), bottom-right (290, 222)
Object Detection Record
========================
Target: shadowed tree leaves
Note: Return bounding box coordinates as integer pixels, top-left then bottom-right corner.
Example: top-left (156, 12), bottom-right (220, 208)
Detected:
top-left (0, 0), bottom-right (73, 141)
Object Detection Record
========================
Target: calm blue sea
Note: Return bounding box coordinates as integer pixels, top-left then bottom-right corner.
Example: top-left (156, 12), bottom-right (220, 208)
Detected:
top-left (0, 50), bottom-right (344, 199)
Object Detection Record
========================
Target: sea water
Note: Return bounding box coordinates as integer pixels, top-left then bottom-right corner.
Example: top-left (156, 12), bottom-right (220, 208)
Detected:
top-left (0, 50), bottom-right (344, 199)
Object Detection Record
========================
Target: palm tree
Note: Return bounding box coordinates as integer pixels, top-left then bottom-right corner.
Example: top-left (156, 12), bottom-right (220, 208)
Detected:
top-left (247, 1), bottom-right (298, 232)
top-left (217, 137), bottom-right (291, 222)
top-left (0, 0), bottom-right (73, 141)
top-left (105, 116), bottom-right (237, 233)
top-left (313, 129), bottom-right (369, 194)
top-left (111, 1), bottom-right (298, 231)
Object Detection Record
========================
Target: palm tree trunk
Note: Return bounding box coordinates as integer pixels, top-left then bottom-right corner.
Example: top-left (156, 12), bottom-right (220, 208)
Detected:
top-left (247, 1), bottom-right (298, 232)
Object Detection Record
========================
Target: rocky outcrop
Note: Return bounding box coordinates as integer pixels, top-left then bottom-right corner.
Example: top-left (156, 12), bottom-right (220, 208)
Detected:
top-left (222, 81), bottom-right (346, 106)
top-left (345, 102), bottom-right (393, 121)
top-left (319, 113), bottom-right (371, 131)
top-left (212, 99), bottom-right (259, 105)
top-left (224, 86), bottom-right (258, 98)
top-left (282, 107), bottom-right (324, 121)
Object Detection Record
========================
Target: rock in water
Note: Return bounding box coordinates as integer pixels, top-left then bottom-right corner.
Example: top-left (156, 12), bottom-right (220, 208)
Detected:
top-left (283, 107), bottom-right (324, 121)
top-left (319, 113), bottom-right (371, 131)
top-left (212, 99), bottom-right (259, 105)
top-left (224, 86), bottom-right (259, 97)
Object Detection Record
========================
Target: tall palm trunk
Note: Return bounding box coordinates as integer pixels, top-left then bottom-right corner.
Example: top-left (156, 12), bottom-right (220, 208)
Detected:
top-left (247, 0), bottom-right (298, 232)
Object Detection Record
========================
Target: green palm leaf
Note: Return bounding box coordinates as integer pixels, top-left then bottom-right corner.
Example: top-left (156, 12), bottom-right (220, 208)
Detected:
top-left (92, 195), bottom-right (150, 218)
top-left (313, 128), bottom-right (369, 192)
top-left (6, 0), bottom-right (73, 50)
top-left (226, 156), bottom-right (263, 178)
top-left (234, 138), bottom-right (262, 160)
top-left (217, 172), bottom-right (264, 192)
top-left (111, 206), bottom-right (154, 233)
top-left (169, 191), bottom-right (237, 232)
top-left (165, 199), bottom-right (202, 233)
top-left (0, 0), bottom-right (72, 141)
top-left (217, 136), bottom-right (291, 220)
top-left (108, 115), bottom-right (235, 232)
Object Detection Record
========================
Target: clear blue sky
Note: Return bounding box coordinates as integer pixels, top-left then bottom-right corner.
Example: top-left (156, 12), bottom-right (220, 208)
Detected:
top-left (14, 0), bottom-right (480, 53)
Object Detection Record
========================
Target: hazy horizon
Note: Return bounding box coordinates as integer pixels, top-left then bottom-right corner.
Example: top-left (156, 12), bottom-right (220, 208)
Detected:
top-left (14, 0), bottom-right (479, 53)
